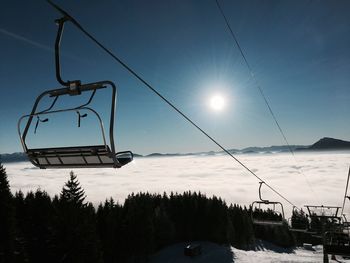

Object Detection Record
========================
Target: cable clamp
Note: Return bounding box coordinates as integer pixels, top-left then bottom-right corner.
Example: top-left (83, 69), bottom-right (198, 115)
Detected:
top-left (55, 16), bottom-right (69, 26)
top-left (68, 80), bottom-right (82, 95)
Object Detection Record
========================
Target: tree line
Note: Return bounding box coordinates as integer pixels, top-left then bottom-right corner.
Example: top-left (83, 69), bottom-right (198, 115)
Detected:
top-left (0, 162), bottom-right (295, 263)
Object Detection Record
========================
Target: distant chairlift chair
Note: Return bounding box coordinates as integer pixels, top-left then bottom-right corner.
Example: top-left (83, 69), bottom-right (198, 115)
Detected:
top-left (321, 168), bottom-right (350, 260)
top-left (251, 182), bottom-right (285, 226)
top-left (17, 16), bottom-right (133, 169)
top-left (304, 204), bottom-right (350, 262)
top-left (288, 206), bottom-right (311, 233)
top-left (305, 205), bottom-right (342, 236)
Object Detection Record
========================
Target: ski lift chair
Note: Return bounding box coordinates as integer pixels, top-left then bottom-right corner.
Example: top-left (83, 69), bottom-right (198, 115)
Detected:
top-left (289, 206), bottom-right (310, 233)
top-left (251, 182), bottom-right (285, 226)
top-left (305, 205), bottom-right (342, 233)
top-left (319, 209), bottom-right (350, 258)
top-left (18, 81), bottom-right (133, 169)
top-left (18, 16), bottom-right (133, 169)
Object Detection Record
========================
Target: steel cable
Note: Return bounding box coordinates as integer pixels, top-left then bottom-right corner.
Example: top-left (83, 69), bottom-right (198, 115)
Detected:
top-left (46, 0), bottom-right (299, 209)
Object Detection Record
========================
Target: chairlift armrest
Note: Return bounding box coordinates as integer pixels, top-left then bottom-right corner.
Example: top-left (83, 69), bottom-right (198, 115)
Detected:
top-left (116, 151), bottom-right (134, 166)
top-left (49, 83), bottom-right (106, 97)
top-left (79, 83), bottom-right (106, 92)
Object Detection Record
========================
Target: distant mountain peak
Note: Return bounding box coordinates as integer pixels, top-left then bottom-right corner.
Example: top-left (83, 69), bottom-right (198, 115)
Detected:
top-left (309, 137), bottom-right (350, 150)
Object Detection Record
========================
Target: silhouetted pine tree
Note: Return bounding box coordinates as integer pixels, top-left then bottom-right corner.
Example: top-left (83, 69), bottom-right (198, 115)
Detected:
top-left (124, 193), bottom-right (155, 262)
top-left (54, 171), bottom-right (101, 263)
top-left (20, 190), bottom-right (55, 262)
top-left (153, 204), bottom-right (175, 249)
top-left (4, 172), bottom-right (292, 263)
top-left (13, 190), bottom-right (28, 262)
top-left (97, 198), bottom-right (123, 263)
top-left (228, 204), bottom-right (255, 248)
top-left (291, 208), bottom-right (309, 230)
top-left (60, 171), bottom-right (86, 207)
top-left (0, 162), bottom-right (15, 263)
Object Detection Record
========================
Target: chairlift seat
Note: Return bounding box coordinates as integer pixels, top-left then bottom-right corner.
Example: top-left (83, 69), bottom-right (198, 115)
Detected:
top-left (27, 145), bottom-right (133, 169)
top-left (253, 220), bottom-right (284, 226)
top-left (289, 228), bottom-right (310, 233)
top-left (288, 215), bottom-right (310, 233)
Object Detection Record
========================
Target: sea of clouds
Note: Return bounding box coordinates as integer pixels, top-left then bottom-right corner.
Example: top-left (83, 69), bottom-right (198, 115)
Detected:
top-left (5, 151), bottom-right (350, 218)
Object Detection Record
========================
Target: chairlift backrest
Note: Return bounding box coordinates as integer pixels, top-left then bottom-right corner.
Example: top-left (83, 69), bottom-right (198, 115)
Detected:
top-left (305, 205), bottom-right (341, 219)
top-left (251, 201), bottom-right (285, 226)
top-left (289, 207), bottom-right (310, 232)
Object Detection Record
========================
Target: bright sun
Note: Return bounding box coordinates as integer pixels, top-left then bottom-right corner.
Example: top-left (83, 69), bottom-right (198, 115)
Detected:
top-left (209, 94), bottom-right (225, 111)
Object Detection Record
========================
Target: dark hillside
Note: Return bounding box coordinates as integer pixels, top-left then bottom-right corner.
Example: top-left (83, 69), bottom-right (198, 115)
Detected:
top-left (309, 137), bottom-right (350, 150)
top-left (0, 162), bottom-right (297, 263)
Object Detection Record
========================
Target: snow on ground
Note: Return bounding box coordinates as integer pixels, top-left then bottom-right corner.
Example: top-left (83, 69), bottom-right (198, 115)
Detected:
top-left (233, 245), bottom-right (350, 263)
top-left (5, 151), bottom-right (350, 218)
top-left (150, 241), bottom-right (350, 263)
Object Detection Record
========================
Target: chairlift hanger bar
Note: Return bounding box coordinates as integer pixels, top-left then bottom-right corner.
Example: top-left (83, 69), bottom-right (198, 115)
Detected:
top-left (46, 0), bottom-right (299, 209)
top-left (258, 182), bottom-right (269, 203)
top-left (55, 16), bottom-right (81, 89)
top-left (55, 17), bottom-right (69, 86)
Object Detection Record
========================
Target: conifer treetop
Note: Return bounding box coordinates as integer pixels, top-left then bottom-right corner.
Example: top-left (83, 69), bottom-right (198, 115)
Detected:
top-left (0, 162), bottom-right (12, 198)
top-left (60, 171), bottom-right (86, 206)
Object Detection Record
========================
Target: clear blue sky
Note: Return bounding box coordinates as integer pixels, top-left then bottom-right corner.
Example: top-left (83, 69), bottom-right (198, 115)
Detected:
top-left (1, 0), bottom-right (349, 155)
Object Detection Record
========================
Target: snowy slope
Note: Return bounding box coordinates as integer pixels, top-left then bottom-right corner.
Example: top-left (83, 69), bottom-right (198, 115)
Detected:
top-left (233, 246), bottom-right (322, 263)
top-left (150, 241), bottom-right (350, 263)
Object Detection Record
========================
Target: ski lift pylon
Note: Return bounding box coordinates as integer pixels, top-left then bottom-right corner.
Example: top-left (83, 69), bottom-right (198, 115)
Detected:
top-left (322, 168), bottom-right (350, 260)
top-left (18, 16), bottom-right (133, 169)
top-left (251, 181), bottom-right (285, 226)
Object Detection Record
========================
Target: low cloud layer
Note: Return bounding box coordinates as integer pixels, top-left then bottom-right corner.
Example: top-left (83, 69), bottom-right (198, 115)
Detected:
top-left (5, 151), bottom-right (350, 218)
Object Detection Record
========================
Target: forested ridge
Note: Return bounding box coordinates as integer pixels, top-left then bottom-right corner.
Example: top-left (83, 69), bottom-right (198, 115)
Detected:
top-left (0, 162), bottom-right (294, 263)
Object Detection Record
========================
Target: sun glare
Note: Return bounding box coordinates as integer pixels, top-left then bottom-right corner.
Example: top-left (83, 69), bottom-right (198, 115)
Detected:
top-left (209, 94), bottom-right (225, 111)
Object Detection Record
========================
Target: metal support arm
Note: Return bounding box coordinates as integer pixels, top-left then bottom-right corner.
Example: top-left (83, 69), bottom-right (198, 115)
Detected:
top-left (259, 181), bottom-right (269, 203)
top-left (55, 16), bottom-right (80, 88)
